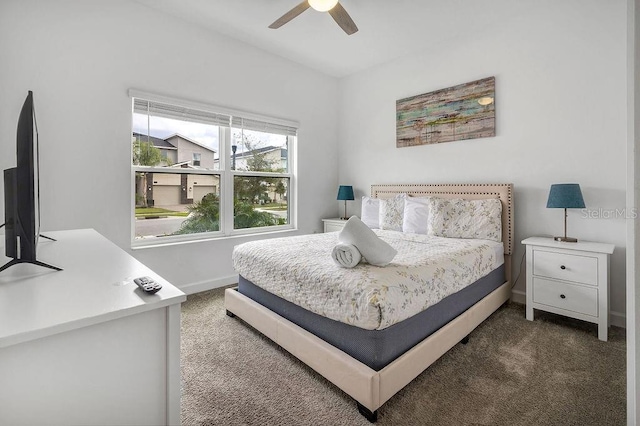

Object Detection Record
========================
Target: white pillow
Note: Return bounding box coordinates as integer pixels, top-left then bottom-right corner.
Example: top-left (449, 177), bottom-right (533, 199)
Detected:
top-left (379, 193), bottom-right (407, 231)
top-left (428, 197), bottom-right (502, 242)
top-left (360, 196), bottom-right (380, 229)
top-left (402, 196), bottom-right (431, 234)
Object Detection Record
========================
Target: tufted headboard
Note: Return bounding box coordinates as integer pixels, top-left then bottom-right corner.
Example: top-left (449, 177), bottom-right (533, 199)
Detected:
top-left (370, 183), bottom-right (514, 284)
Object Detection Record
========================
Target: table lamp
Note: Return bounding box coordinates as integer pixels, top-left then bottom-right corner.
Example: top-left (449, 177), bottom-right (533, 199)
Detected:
top-left (337, 185), bottom-right (354, 220)
top-left (546, 183), bottom-right (585, 242)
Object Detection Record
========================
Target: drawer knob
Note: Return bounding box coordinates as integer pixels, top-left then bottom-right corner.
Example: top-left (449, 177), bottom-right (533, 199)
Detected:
top-left (560, 294), bottom-right (566, 299)
top-left (560, 265), bottom-right (566, 270)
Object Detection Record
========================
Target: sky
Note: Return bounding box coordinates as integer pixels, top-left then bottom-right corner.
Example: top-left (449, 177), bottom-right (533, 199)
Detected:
top-left (132, 113), bottom-right (288, 154)
top-left (133, 113), bottom-right (219, 150)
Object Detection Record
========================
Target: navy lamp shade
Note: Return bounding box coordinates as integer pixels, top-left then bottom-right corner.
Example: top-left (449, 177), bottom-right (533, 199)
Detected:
top-left (337, 185), bottom-right (355, 220)
top-left (546, 184), bottom-right (585, 242)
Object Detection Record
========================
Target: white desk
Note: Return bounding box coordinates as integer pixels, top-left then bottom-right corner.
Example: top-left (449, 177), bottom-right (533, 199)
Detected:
top-left (0, 229), bottom-right (186, 425)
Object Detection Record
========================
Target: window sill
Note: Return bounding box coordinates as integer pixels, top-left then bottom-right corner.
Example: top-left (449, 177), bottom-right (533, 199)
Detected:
top-left (131, 227), bottom-right (298, 250)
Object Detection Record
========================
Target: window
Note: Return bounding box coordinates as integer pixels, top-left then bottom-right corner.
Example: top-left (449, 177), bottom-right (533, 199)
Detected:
top-left (130, 91), bottom-right (297, 245)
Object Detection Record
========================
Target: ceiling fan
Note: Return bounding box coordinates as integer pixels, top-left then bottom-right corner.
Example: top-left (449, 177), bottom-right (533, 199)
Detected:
top-left (269, 0), bottom-right (358, 35)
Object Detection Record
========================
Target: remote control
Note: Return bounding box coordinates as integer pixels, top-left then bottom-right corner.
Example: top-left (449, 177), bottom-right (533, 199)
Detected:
top-left (134, 276), bottom-right (162, 294)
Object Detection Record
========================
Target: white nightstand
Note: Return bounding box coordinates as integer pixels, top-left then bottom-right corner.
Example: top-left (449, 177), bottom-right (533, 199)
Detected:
top-left (322, 218), bottom-right (347, 233)
top-left (522, 237), bottom-right (615, 341)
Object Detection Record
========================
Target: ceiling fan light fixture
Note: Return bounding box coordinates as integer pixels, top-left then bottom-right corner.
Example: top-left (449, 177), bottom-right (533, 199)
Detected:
top-left (308, 0), bottom-right (339, 12)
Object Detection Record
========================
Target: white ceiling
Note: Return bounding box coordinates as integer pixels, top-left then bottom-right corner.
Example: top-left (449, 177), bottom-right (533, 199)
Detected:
top-left (135, 0), bottom-right (529, 78)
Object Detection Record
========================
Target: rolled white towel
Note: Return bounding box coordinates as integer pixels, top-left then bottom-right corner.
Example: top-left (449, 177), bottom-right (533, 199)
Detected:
top-left (339, 216), bottom-right (397, 266)
top-left (331, 243), bottom-right (362, 268)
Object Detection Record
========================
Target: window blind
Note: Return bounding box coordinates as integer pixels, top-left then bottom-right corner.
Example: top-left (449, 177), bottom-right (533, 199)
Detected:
top-left (133, 99), bottom-right (231, 127)
top-left (231, 117), bottom-right (297, 137)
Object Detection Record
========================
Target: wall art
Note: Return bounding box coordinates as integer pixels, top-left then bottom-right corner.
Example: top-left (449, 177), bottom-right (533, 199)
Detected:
top-left (396, 76), bottom-right (495, 147)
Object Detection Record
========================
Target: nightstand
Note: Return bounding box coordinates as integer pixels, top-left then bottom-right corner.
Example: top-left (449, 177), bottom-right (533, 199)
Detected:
top-left (322, 218), bottom-right (347, 233)
top-left (522, 237), bottom-right (615, 341)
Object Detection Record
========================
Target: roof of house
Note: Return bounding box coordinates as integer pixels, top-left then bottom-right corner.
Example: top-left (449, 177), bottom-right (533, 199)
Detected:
top-left (233, 146), bottom-right (287, 159)
top-left (165, 133), bottom-right (217, 153)
top-left (168, 161), bottom-right (195, 168)
top-left (133, 132), bottom-right (217, 153)
top-left (133, 132), bottom-right (177, 150)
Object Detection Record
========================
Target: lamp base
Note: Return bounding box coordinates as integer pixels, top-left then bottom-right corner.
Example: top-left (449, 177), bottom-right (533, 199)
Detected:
top-left (554, 236), bottom-right (578, 243)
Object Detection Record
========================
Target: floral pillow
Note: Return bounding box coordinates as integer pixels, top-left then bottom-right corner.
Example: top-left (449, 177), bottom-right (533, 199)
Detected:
top-left (379, 193), bottom-right (407, 231)
top-left (427, 197), bottom-right (502, 242)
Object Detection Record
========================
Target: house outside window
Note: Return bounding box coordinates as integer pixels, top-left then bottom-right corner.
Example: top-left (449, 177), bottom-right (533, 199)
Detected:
top-left (130, 90), bottom-right (297, 246)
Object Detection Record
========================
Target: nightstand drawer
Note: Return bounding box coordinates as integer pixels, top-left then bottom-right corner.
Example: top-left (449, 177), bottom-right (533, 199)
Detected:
top-left (325, 222), bottom-right (345, 233)
top-left (323, 218), bottom-right (348, 233)
top-left (532, 277), bottom-right (598, 317)
top-left (533, 250), bottom-right (597, 285)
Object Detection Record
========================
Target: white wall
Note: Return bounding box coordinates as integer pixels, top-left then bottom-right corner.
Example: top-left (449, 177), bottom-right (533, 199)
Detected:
top-left (0, 0), bottom-right (339, 291)
top-left (337, 0), bottom-right (628, 323)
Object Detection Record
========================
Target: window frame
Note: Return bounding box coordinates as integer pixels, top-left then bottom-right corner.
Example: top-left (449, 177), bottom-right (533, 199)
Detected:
top-left (129, 90), bottom-right (297, 248)
top-left (192, 152), bottom-right (201, 167)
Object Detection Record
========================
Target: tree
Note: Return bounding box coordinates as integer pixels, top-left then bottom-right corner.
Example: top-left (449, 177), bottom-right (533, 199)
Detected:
top-left (133, 140), bottom-right (163, 166)
top-left (274, 180), bottom-right (286, 202)
top-left (234, 200), bottom-right (285, 229)
top-left (233, 138), bottom-right (284, 204)
top-left (229, 131), bottom-right (287, 227)
top-left (173, 194), bottom-right (283, 234)
top-left (174, 193), bottom-right (220, 234)
top-left (244, 147), bottom-right (279, 173)
top-left (133, 140), bottom-right (163, 208)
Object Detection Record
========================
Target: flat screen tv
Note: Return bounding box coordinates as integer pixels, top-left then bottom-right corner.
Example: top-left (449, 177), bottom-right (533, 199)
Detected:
top-left (1, 91), bottom-right (60, 273)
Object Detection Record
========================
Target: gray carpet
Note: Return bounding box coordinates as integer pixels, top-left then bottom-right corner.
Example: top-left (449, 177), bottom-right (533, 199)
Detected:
top-left (181, 287), bottom-right (625, 425)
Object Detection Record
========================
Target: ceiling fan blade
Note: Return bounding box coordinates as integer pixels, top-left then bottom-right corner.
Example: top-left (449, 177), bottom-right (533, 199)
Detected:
top-left (328, 2), bottom-right (358, 35)
top-left (269, 1), bottom-right (311, 29)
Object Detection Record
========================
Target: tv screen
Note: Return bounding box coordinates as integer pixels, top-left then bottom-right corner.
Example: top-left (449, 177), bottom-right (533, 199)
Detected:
top-left (1, 91), bottom-right (60, 273)
top-left (15, 90), bottom-right (37, 259)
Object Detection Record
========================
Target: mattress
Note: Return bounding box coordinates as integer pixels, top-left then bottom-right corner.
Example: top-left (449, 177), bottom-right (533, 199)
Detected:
top-left (233, 230), bottom-right (504, 330)
top-left (238, 265), bottom-right (505, 371)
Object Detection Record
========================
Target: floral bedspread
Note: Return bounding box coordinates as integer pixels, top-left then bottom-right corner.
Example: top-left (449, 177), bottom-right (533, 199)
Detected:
top-left (232, 230), bottom-right (503, 330)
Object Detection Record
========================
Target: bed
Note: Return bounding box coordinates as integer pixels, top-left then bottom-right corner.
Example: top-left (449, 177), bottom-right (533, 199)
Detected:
top-left (225, 183), bottom-right (514, 422)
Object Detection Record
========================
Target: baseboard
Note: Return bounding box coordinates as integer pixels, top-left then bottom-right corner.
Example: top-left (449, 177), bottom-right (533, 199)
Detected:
top-left (610, 310), bottom-right (626, 328)
top-left (509, 289), bottom-right (626, 328)
top-left (180, 275), bottom-right (239, 295)
top-left (510, 289), bottom-right (526, 305)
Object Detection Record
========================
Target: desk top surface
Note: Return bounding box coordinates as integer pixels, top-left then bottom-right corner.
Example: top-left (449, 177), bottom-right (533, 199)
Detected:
top-left (0, 229), bottom-right (186, 348)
